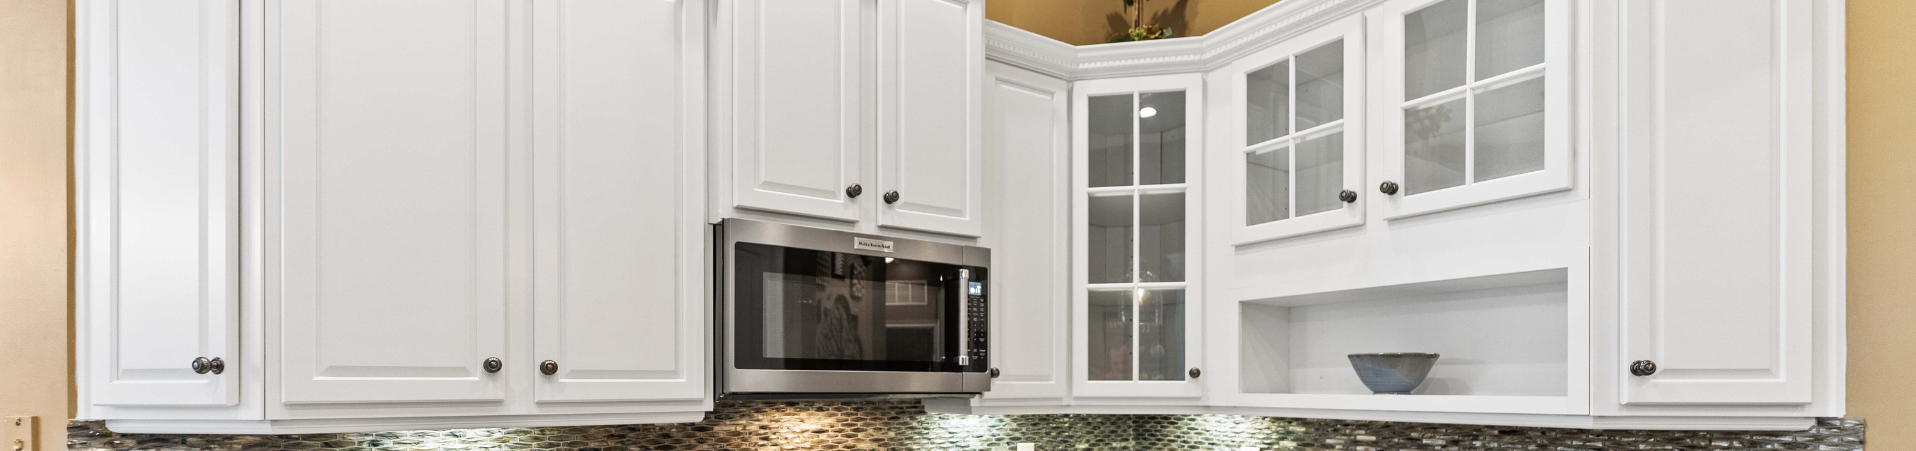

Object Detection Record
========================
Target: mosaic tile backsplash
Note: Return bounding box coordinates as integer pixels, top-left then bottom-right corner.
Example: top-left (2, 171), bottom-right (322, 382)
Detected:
top-left (70, 400), bottom-right (1863, 451)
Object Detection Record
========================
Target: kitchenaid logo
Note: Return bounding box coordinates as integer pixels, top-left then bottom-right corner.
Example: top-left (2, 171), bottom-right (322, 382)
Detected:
top-left (853, 237), bottom-right (894, 253)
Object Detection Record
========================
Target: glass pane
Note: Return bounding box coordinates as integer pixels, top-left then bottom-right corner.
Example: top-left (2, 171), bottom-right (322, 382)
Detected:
top-left (1088, 95), bottom-right (1134, 188)
top-left (1404, 0), bottom-right (1468, 100)
top-left (1474, 77), bottom-right (1547, 182)
top-left (733, 242), bottom-right (964, 372)
top-left (1295, 40), bottom-right (1345, 130)
top-left (1246, 61), bottom-right (1289, 145)
top-left (1138, 289), bottom-right (1186, 381)
top-left (1294, 132), bottom-right (1345, 216)
top-left (1476, 0), bottom-right (1546, 80)
top-left (1138, 192), bottom-right (1185, 283)
top-left (1139, 91), bottom-right (1186, 185)
top-left (1087, 194), bottom-right (1133, 284)
top-left (1405, 96), bottom-right (1466, 195)
top-left (1246, 145), bottom-right (1290, 226)
top-left (1087, 290), bottom-right (1135, 381)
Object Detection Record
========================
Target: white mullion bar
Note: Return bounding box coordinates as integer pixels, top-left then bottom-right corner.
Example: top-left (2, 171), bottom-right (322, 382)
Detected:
top-left (1088, 185), bottom-right (1139, 196)
top-left (1129, 91), bottom-right (1142, 383)
top-left (1463, 0), bottom-right (1478, 185)
top-left (1135, 183), bottom-right (1188, 195)
top-left (1287, 55), bottom-right (1299, 220)
top-left (1294, 119), bottom-right (1345, 142)
top-left (1401, 82), bottom-right (1469, 109)
top-left (1475, 62), bottom-right (1545, 91)
top-left (1089, 282), bottom-right (1186, 291)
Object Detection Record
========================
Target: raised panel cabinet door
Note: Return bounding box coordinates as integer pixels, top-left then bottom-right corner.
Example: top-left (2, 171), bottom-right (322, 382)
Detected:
top-left (530, 0), bottom-right (707, 403)
top-left (1618, 0), bottom-right (1813, 405)
top-left (979, 62), bottom-right (1070, 401)
top-left (1375, 0), bottom-right (1573, 219)
top-left (81, 0), bottom-right (240, 407)
top-left (275, 0), bottom-right (511, 404)
top-left (720, 0), bottom-right (864, 222)
top-left (877, 0), bottom-right (984, 236)
top-left (1071, 75), bottom-right (1206, 399)
top-left (1228, 16), bottom-right (1366, 246)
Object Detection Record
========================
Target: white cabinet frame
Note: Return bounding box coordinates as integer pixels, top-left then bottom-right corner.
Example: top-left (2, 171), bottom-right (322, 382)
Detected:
top-left (1071, 74), bottom-right (1206, 399)
top-left (1226, 16), bottom-right (1368, 245)
top-left (1375, 0), bottom-right (1574, 219)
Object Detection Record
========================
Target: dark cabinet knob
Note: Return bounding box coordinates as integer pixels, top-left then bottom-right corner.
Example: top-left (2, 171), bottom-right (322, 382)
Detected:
top-left (208, 357), bottom-right (224, 375)
top-left (483, 357), bottom-right (502, 374)
top-left (540, 360), bottom-right (559, 375)
top-left (191, 357), bottom-right (212, 374)
top-left (989, 367), bottom-right (1001, 378)
top-left (1379, 181), bottom-right (1400, 195)
top-left (1339, 189), bottom-right (1358, 203)
top-left (845, 184), bottom-right (863, 199)
top-left (883, 190), bottom-right (900, 204)
top-left (1187, 367), bottom-right (1202, 379)
top-left (1630, 360), bottom-right (1658, 377)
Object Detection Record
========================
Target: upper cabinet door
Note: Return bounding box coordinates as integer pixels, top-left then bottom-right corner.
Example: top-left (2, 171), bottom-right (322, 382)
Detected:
top-left (877, 0), bottom-right (985, 236)
top-left (980, 62), bottom-right (1070, 401)
top-left (529, 0), bottom-right (707, 403)
top-left (81, 0), bottom-right (240, 407)
top-left (1226, 16), bottom-right (1367, 246)
top-left (274, 0), bottom-right (511, 404)
top-left (1618, 0), bottom-right (1813, 405)
top-left (719, 0), bottom-right (865, 222)
top-left (1072, 75), bottom-right (1206, 399)
top-left (1376, 0), bottom-right (1572, 219)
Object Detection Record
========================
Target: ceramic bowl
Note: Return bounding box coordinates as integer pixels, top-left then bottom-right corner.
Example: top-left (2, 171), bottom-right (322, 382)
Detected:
top-left (1347, 353), bottom-right (1440, 394)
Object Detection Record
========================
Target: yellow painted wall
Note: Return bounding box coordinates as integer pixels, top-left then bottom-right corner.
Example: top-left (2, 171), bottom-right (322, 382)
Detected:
top-left (990, 0), bottom-right (1280, 45)
top-left (0, 0), bottom-right (72, 448)
top-left (1845, 0), bottom-right (1916, 448)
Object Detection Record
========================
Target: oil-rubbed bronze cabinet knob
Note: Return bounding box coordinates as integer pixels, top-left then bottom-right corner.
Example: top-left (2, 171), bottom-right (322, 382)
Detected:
top-left (989, 367), bottom-right (1001, 378)
top-left (845, 184), bottom-right (863, 199)
top-left (1187, 367), bottom-right (1202, 379)
top-left (1630, 360), bottom-right (1658, 377)
top-left (207, 357), bottom-right (225, 375)
top-left (884, 190), bottom-right (901, 204)
top-left (191, 357), bottom-right (212, 374)
top-left (1379, 181), bottom-right (1400, 195)
top-left (483, 357), bottom-right (502, 374)
top-left (540, 360), bottom-right (559, 375)
top-left (1339, 189), bottom-right (1358, 203)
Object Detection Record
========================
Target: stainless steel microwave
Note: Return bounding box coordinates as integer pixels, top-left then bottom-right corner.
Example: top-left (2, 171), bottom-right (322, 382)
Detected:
top-left (715, 219), bottom-right (990, 397)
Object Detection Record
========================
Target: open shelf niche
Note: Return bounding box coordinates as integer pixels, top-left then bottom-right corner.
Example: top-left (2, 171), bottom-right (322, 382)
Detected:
top-left (1237, 268), bottom-right (1572, 403)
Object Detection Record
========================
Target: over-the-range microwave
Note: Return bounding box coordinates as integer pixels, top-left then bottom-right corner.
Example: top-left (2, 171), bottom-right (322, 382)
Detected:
top-left (715, 219), bottom-right (991, 397)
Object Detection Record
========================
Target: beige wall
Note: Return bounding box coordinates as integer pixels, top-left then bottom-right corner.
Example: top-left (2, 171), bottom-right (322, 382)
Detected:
top-left (0, 0), bottom-right (71, 448)
top-left (990, 0), bottom-right (1280, 45)
top-left (1846, 0), bottom-right (1916, 447)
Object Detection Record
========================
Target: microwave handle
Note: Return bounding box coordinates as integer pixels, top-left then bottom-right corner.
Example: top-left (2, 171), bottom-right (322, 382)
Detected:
top-left (956, 268), bottom-right (970, 367)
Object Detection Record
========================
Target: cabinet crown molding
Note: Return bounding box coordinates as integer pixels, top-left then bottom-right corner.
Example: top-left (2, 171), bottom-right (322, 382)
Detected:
top-left (984, 0), bottom-right (1385, 80)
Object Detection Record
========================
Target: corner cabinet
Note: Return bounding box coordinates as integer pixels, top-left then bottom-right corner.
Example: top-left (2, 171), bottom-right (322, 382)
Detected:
top-left (78, 0), bottom-right (711, 432)
top-left (715, 0), bottom-right (985, 238)
top-left (1072, 75), bottom-right (1206, 400)
top-left (937, 0), bottom-right (1843, 430)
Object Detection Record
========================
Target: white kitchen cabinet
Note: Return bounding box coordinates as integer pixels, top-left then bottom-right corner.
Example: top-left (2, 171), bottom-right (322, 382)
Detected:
top-left (1374, 0), bottom-right (1573, 219)
top-left (79, 0), bottom-right (711, 432)
top-left (1615, 0), bottom-right (1813, 405)
top-left (274, 0), bottom-right (513, 405)
top-left (529, 0), bottom-right (709, 405)
top-left (877, 0), bottom-right (986, 237)
top-left (713, 0), bottom-right (987, 238)
top-left (1072, 74), bottom-right (1206, 400)
top-left (1223, 16), bottom-right (1367, 245)
top-left (79, 0), bottom-right (241, 408)
top-left (977, 61), bottom-right (1072, 402)
top-left (718, 0), bottom-right (865, 223)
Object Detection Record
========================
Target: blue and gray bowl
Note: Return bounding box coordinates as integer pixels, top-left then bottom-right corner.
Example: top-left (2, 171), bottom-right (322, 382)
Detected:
top-left (1347, 353), bottom-right (1440, 394)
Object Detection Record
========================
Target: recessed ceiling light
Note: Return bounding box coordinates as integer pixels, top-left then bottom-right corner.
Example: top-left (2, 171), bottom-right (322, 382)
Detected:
top-left (1139, 107), bottom-right (1158, 118)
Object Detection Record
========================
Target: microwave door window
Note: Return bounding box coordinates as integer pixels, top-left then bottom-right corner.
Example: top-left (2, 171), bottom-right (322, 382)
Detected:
top-left (735, 242), bottom-right (959, 372)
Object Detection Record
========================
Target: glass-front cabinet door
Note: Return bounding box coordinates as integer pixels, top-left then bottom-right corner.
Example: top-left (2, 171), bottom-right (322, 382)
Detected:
top-left (1071, 75), bottom-right (1204, 399)
top-left (1378, 0), bottom-right (1570, 219)
top-left (1224, 16), bottom-right (1367, 245)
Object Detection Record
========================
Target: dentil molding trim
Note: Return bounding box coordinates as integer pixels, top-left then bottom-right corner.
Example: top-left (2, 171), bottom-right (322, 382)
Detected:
top-left (985, 0), bottom-right (1388, 80)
